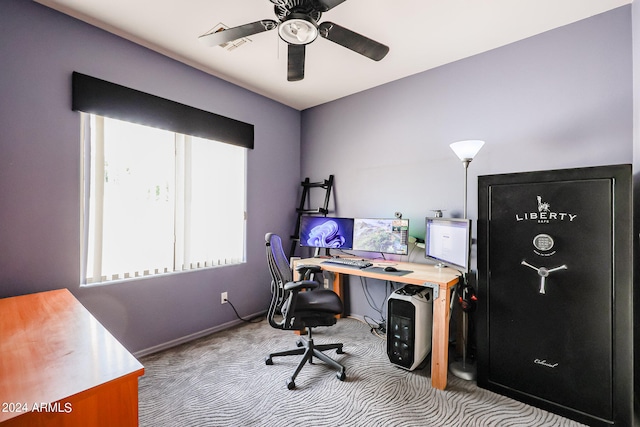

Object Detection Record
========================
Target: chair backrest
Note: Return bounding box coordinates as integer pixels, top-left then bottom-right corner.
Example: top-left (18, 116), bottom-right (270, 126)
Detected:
top-left (265, 233), bottom-right (292, 329)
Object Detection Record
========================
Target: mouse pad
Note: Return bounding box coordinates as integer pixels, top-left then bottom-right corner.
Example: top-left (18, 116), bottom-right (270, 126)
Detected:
top-left (366, 266), bottom-right (413, 276)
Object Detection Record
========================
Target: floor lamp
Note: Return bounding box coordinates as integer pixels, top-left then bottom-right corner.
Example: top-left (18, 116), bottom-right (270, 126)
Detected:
top-left (448, 139), bottom-right (485, 381)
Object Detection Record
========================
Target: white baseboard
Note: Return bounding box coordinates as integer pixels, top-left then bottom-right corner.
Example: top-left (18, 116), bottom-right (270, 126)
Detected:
top-left (345, 314), bottom-right (366, 323)
top-left (133, 310), bottom-right (266, 359)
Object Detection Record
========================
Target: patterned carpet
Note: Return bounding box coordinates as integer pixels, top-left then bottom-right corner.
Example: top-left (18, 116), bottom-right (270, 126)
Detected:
top-left (138, 318), bottom-right (585, 427)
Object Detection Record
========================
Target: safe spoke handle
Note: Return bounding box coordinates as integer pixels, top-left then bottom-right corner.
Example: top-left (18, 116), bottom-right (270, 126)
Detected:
top-left (520, 260), bottom-right (568, 294)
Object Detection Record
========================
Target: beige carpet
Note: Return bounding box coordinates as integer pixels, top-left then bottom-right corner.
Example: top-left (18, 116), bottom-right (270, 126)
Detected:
top-left (138, 317), bottom-right (585, 427)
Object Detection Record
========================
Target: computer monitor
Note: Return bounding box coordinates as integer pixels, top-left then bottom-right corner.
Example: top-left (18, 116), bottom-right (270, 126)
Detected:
top-left (424, 217), bottom-right (471, 272)
top-left (299, 216), bottom-right (354, 249)
top-left (352, 218), bottom-right (410, 255)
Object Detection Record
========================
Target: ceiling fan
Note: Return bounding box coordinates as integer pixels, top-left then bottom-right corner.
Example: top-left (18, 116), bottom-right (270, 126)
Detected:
top-left (198, 0), bottom-right (389, 81)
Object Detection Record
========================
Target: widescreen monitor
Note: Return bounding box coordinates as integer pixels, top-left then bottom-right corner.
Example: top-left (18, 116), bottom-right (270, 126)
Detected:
top-left (424, 217), bottom-right (471, 272)
top-left (299, 216), bottom-right (354, 249)
top-left (352, 218), bottom-right (410, 255)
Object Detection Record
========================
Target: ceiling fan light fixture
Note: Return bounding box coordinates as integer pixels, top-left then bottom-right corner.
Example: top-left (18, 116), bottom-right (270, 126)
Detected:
top-left (278, 14), bottom-right (318, 45)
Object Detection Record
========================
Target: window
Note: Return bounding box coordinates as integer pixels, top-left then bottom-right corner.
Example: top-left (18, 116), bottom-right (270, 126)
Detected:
top-left (81, 114), bottom-right (247, 284)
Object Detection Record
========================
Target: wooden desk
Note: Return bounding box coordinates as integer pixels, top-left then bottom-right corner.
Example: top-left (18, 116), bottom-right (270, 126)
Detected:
top-left (0, 289), bottom-right (144, 426)
top-left (294, 257), bottom-right (460, 391)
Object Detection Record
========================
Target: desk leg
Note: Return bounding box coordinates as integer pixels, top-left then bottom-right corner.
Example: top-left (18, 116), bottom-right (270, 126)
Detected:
top-left (291, 262), bottom-right (305, 336)
top-left (430, 284), bottom-right (452, 390)
top-left (330, 272), bottom-right (344, 318)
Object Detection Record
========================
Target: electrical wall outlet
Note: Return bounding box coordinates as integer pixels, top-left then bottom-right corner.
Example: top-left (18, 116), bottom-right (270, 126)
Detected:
top-left (221, 292), bottom-right (228, 304)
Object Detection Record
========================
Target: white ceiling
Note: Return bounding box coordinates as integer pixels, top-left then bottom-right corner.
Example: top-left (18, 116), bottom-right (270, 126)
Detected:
top-left (35, 0), bottom-right (631, 110)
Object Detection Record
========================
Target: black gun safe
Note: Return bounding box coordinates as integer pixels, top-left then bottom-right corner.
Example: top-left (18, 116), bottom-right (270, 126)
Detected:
top-left (476, 164), bottom-right (634, 426)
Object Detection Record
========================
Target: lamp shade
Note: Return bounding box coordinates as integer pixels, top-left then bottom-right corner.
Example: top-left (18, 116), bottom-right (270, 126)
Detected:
top-left (450, 140), bottom-right (485, 162)
top-left (278, 14), bottom-right (318, 45)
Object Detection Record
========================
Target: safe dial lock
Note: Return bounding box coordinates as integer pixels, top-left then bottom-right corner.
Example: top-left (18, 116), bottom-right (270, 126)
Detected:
top-left (521, 260), bottom-right (568, 294)
top-left (533, 234), bottom-right (554, 251)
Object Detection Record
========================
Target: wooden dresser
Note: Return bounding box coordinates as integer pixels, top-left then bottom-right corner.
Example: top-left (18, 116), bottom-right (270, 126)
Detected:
top-left (0, 289), bottom-right (144, 426)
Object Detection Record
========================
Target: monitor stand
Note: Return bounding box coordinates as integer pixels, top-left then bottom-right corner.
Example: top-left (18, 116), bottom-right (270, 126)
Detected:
top-left (313, 248), bottom-right (332, 258)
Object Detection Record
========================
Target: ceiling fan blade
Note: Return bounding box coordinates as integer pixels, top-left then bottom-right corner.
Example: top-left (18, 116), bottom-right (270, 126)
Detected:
top-left (314, 0), bottom-right (348, 12)
top-left (319, 21), bottom-right (389, 61)
top-left (288, 44), bottom-right (306, 82)
top-left (198, 20), bottom-right (277, 47)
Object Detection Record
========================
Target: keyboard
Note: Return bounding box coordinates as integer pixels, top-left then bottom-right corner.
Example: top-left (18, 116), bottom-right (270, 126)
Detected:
top-left (322, 258), bottom-right (373, 269)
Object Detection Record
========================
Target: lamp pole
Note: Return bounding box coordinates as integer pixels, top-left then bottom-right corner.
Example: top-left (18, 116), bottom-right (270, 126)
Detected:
top-left (448, 140), bottom-right (484, 381)
top-left (463, 159), bottom-right (470, 219)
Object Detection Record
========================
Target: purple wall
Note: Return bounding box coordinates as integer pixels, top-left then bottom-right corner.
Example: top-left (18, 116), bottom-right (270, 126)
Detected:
top-left (301, 6), bottom-right (633, 318)
top-left (0, 1), bottom-right (634, 352)
top-left (632, 1), bottom-right (640, 405)
top-left (0, 0), bottom-right (301, 354)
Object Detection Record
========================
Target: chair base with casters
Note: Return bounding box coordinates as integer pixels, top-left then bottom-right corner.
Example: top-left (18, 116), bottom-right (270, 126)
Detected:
top-left (265, 232), bottom-right (347, 389)
top-left (265, 327), bottom-right (346, 390)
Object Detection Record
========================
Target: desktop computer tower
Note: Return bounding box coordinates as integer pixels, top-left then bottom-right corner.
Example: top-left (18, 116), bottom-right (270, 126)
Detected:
top-left (386, 285), bottom-right (433, 371)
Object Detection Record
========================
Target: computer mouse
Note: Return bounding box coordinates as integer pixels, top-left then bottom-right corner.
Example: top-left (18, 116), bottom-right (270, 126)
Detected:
top-left (384, 266), bottom-right (398, 272)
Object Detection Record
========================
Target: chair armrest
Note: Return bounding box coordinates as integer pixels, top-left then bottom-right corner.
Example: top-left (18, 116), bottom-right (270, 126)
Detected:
top-left (295, 264), bottom-right (322, 281)
top-left (284, 280), bottom-right (319, 292)
top-left (295, 264), bottom-right (322, 273)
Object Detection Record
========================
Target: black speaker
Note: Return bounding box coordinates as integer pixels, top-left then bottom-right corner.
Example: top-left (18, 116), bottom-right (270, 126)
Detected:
top-left (387, 285), bottom-right (433, 371)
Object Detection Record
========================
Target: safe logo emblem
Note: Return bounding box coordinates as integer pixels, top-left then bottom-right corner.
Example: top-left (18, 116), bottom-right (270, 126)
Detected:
top-left (537, 196), bottom-right (550, 213)
top-left (515, 195), bottom-right (577, 224)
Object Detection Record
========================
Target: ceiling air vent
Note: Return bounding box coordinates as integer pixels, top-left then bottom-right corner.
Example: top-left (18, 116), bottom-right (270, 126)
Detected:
top-left (206, 23), bottom-right (252, 51)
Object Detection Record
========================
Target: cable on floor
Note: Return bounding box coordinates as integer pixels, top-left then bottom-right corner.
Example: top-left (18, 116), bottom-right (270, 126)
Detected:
top-left (225, 297), bottom-right (265, 323)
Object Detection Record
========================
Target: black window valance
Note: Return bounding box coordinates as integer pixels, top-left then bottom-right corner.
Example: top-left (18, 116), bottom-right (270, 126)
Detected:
top-left (72, 72), bottom-right (254, 149)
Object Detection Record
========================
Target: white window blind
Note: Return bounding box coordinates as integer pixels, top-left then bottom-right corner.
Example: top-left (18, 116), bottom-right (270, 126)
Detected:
top-left (81, 113), bottom-right (246, 284)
